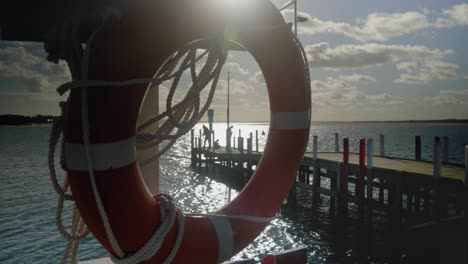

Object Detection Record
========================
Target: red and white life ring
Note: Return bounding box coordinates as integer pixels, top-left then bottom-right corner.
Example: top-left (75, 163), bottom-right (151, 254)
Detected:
top-left (63, 0), bottom-right (310, 263)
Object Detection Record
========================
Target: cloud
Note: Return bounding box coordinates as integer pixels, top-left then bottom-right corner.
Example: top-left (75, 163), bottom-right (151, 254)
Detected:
top-left (339, 74), bottom-right (376, 83)
top-left (435, 3), bottom-right (468, 28)
top-left (424, 89), bottom-right (468, 105)
top-left (223, 62), bottom-right (250, 76)
top-left (251, 71), bottom-right (265, 84)
top-left (283, 9), bottom-right (429, 42)
top-left (0, 45), bottom-right (71, 95)
top-left (394, 60), bottom-right (458, 84)
top-left (282, 3), bottom-right (468, 42)
top-left (306, 42), bottom-right (451, 68)
top-left (311, 76), bottom-right (402, 107)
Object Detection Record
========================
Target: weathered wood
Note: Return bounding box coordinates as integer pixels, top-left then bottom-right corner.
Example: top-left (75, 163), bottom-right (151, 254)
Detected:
top-left (415, 135), bottom-right (421, 160)
top-left (357, 139), bottom-right (366, 201)
top-left (256, 130), bottom-right (259, 152)
top-left (433, 137), bottom-right (442, 219)
top-left (366, 139), bottom-right (374, 201)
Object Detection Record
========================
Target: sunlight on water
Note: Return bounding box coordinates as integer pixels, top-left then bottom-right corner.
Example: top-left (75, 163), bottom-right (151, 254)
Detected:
top-left (0, 123), bottom-right (467, 263)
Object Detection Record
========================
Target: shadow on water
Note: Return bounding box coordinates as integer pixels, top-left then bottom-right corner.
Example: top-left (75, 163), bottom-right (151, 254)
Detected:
top-left (192, 164), bottom-right (452, 264)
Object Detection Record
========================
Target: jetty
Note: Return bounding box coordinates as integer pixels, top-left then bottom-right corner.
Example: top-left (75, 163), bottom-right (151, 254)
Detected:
top-left (191, 129), bottom-right (467, 222)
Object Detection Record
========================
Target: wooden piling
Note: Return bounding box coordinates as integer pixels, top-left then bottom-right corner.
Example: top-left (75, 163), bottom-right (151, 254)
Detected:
top-left (334, 133), bottom-right (339, 152)
top-left (415, 136), bottom-right (421, 160)
top-left (191, 129), bottom-right (195, 166)
top-left (391, 171), bottom-right (403, 223)
top-left (338, 138), bottom-right (349, 215)
top-left (433, 137), bottom-right (442, 220)
top-left (366, 139), bottom-right (374, 201)
top-left (442, 136), bottom-right (449, 163)
top-left (464, 146), bottom-right (467, 228)
top-left (380, 134), bottom-right (385, 156)
top-left (312, 136), bottom-right (320, 202)
top-left (358, 139), bottom-right (366, 201)
top-left (256, 130), bottom-right (259, 152)
top-left (246, 137), bottom-right (252, 178)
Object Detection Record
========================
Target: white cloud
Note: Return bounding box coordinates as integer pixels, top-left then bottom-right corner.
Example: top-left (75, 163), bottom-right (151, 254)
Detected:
top-left (394, 60), bottom-right (458, 84)
top-left (306, 42), bottom-right (451, 68)
top-left (339, 74), bottom-right (376, 83)
top-left (223, 63), bottom-right (250, 76)
top-left (311, 76), bottom-right (402, 107)
top-left (251, 71), bottom-right (265, 84)
top-left (435, 3), bottom-right (468, 28)
top-left (424, 89), bottom-right (468, 105)
top-left (283, 9), bottom-right (429, 42)
top-left (282, 3), bottom-right (468, 42)
top-left (0, 45), bottom-right (71, 95)
top-left (440, 89), bottom-right (468, 96)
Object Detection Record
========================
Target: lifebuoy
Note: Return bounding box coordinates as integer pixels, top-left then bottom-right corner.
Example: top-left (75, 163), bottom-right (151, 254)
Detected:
top-left (63, 0), bottom-right (310, 263)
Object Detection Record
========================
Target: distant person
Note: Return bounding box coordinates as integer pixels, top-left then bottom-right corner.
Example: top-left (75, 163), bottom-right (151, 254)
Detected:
top-left (262, 130), bottom-right (265, 136)
top-left (202, 125), bottom-right (211, 149)
top-left (214, 139), bottom-right (221, 149)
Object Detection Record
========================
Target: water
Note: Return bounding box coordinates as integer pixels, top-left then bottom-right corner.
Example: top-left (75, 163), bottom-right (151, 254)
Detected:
top-left (0, 123), bottom-right (467, 263)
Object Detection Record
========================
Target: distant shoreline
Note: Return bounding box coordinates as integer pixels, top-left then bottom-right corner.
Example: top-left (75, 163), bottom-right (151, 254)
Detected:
top-left (208, 119), bottom-right (468, 124)
top-left (2, 114), bottom-right (467, 126)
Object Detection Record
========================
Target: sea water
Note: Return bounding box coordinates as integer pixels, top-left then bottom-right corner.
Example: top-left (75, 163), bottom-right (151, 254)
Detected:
top-left (0, 122), bottom-right (467, 263)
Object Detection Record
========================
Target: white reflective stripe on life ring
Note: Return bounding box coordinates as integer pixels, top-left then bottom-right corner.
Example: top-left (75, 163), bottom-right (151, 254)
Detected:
top-left (64, 137), bottom-right (136, 171)
top-left (270, 111), bottom-right (310, 130)
top-left (209, 217), bottom-right (234, 263)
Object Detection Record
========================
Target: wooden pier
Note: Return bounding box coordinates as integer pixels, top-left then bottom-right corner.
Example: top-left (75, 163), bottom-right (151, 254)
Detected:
top-left (190, 129), bottom-right (467, 222)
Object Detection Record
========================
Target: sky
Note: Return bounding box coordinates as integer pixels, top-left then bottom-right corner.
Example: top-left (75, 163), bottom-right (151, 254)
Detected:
top-left (1, 0), bottom-right (468, 121)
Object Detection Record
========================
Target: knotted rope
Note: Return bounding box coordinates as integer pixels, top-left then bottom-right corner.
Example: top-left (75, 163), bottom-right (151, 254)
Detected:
top-left (47, 5), bottom-right (310, 263)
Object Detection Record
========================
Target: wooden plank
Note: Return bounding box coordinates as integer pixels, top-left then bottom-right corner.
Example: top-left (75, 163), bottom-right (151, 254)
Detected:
top-left (303, 153), bottom-right (464, 182)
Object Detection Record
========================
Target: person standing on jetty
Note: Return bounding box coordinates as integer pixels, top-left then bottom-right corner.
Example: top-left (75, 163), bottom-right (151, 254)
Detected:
top-left (202, 125), bottom-right (211, 149)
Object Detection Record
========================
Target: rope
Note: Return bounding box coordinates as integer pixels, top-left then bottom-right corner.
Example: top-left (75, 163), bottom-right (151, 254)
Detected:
top-left (46, 4), bottom-right (308, 262)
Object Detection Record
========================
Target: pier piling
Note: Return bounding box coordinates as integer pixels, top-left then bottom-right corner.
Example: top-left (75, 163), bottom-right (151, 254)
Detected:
top-left (415, 136), bottom-right (421, 160)
top-left (334, 133), bottom-right (339, 152)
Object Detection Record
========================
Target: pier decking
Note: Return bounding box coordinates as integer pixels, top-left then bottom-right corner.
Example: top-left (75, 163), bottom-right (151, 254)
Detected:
top-left (191, 130), bottom-right (467, 222)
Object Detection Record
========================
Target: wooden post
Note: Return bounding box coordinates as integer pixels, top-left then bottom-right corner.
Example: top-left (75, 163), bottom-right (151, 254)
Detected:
top-left (358, 139), bottom-right (366, 204)
top-left (433, 137), bottom-right (441, 181)
top-left (197, 137), bottom-right (202, 167)
top-left (247, 137), bottom-right (253, 178)
top-left (312, 136), bottom-right (320, 201)
top-left (339, 138), bottom-right (349, 216)
top-left (366, 139), bottom-right (374, 217)
top-left (464, 146), bottom-right (467, 219)
top-left (212, 130), bottom-right (215, 150)
top-left (334, 133), bottom-right (339, 152)
top-left (329, 169), bottom-right (336, 215)
top-left (233, 136), bottom-right (236, 149)
top-left (379, 134), bottom-right (385, 156)
top-left (391, 171), bottom-right (403, 224)
top-left (239, 129), bottom-right (241, 138)
top-left (442, 136), bottom-right (449, 163)
top-left (433, 137), bottom-right (441, 220)
top-left (191, 129), bottom-right (195, 166)
top-left (465, 146), bottom-right (468, 190)
top-left (256, 130), bottom-right (259, 152)
top-left (415, 136), bottom-right (421, 160)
